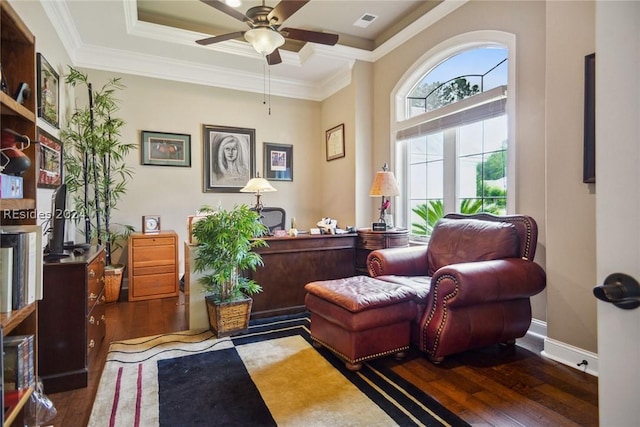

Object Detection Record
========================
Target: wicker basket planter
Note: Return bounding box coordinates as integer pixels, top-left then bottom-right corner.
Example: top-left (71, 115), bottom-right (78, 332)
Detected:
top-left (104, 264), bottom-right (125, 303)
top-left (205, 295), bottom-right (252, 337)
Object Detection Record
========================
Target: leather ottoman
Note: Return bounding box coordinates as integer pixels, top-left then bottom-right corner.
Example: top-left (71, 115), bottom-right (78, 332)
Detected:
top-left (304, 276), bottom-right (417, 371)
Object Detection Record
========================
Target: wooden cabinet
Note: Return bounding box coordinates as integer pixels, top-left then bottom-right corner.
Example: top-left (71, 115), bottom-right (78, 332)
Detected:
top-left (38, 247), bottom-right (106, 393)
top-left (128, 231), bottom-right (179, 301)
top-left (1, 1), bottom-right (39, 424)
top-left (355, 228), bottom-right (410, 275)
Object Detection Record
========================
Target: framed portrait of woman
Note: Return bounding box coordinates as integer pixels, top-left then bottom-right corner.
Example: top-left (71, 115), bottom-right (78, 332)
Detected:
top-left (202, 124), bottom-right (256, 192)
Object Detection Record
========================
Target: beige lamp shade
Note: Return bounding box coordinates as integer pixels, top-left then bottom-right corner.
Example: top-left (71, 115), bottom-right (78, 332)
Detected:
top-left (369, 171), bottom-right (400, 197)
top-left (240, 173), bottom-right (277, 194)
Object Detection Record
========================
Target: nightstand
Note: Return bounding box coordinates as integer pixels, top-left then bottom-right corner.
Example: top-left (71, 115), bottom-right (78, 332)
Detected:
top-left (356, 228), bottom-right (409, 275)
top-left (128, 230), bottom-right (179, 301)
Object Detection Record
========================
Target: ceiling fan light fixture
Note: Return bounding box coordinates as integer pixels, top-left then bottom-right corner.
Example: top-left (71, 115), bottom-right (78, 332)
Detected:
top-left (245, 28), bottom-right (285, 56)
top-left (224, 0), bottom-right (242, 7)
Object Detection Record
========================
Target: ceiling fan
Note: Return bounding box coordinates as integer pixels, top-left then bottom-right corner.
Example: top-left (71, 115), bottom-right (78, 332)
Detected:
top-left (196, 0), bottom-right (339, 65)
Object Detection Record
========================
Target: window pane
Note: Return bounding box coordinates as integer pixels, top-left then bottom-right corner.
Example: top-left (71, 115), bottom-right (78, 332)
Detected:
top-left (458, 154), bottom-right (482, 199)
top-left (409, 161), bottom-right (427, 199)
top-left (458, 122), bottom-right (483, 156)
top-left (483, 116), bottom-right (507, 152)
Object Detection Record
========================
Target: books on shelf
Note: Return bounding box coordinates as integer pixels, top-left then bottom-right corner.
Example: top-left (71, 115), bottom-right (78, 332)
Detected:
top-left (0, 226), bottom-right (43, 312)
top-left (3, 334), bottom-right (35, 393)
top-left (0, 247), bottom-right (12, 313)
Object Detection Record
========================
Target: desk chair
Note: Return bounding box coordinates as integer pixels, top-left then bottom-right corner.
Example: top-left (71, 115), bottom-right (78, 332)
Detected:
top-left (255, 207), bottom-right (286, 234)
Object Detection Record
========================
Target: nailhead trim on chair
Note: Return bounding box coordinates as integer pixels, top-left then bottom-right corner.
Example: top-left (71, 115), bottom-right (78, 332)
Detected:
top-left (310, 335), bottom-right (410, 364)
top-left (422, 273), bottom-right (458, 357)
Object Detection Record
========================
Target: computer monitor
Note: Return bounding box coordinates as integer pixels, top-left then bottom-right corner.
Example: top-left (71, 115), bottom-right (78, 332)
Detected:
top-left (44, 183), bottom-right (69, 260)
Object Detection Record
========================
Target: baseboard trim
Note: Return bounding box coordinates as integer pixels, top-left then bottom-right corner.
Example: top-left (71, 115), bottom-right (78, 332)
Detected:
top-left (542, 338), bottom-right (598, 376)
top-left (527, 320), bottom-right (598, 376)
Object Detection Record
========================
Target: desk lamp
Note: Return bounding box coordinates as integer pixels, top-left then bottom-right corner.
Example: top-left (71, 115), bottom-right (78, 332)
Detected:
top-left (240, 172), bottom-right (277, 224)
top-left (369, 163), bottom-right (400, 229)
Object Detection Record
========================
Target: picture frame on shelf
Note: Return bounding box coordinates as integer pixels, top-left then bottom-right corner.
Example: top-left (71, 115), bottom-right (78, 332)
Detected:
top-left (202, 124), bottom-right (255, 193)
top-left (36, 128), bottom-right (62, 189)
top-left (326, 123), bottom-right (345, 161)
top-left (264, 142), bottom-right (292, 181)
top-left (36, 53), bottom-right (59, 128)
top-left (140, 130), bottom-right (191, 167)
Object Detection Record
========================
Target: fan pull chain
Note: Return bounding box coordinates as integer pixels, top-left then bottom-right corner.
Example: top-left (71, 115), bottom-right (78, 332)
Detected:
top-left (262, 62), bottom-right (272, 115)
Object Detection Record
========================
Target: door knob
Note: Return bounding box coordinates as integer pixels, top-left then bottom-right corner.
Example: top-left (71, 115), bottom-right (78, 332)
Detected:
top-left (593, 273), bottom-right (640, 310)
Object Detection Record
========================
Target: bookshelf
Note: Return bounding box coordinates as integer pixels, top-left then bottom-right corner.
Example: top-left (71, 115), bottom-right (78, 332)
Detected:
top-left (1, 0), bottom-right (39, 425)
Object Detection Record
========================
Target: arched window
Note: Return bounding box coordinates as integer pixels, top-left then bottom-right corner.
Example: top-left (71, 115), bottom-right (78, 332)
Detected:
top-left (391, 32), bottom-right (515, 240)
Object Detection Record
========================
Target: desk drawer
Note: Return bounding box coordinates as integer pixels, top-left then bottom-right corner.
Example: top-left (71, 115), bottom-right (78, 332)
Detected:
top-left (132, 236), bottom-right (175, 247)
top-left (132, 245), bottom-right (175, 266)
top-left (133, 264), bottom-right (175, 277)
top-left (131, 273), bottom-right (178, 299)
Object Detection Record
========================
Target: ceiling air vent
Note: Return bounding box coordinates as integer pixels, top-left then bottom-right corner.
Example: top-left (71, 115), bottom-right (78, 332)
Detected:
top-left (353, 13), bottom-right (378, 28)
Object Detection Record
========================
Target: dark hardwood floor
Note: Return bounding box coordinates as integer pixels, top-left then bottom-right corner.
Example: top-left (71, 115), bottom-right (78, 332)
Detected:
top-left (47, 294), bottom-right (598, 426)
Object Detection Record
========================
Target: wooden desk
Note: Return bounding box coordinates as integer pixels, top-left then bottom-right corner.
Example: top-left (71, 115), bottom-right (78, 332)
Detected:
top-left (250, 233), bottom-right (357, 318)
top-left (185, 233), bottom-right (357, 329)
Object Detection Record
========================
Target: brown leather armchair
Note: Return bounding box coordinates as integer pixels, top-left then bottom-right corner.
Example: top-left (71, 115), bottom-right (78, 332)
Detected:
top-left (366, 213), bottom-right (546, 363)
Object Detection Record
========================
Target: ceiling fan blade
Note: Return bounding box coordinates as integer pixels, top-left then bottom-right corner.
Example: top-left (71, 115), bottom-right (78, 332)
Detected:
top-left (281, 28), bottom-right (339, 46)
top-left (266, 49), bottom-right (282, 66)
top-left (200, 0), bottom-right (252, 24)
top-left (267, 1), bottom-right (309, 25)
top-left (196, 31), bottom-right (246, 45)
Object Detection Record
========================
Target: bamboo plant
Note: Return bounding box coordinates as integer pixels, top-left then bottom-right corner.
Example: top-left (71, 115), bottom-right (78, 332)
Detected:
top-left (60, 67), bottom-right (136, 265)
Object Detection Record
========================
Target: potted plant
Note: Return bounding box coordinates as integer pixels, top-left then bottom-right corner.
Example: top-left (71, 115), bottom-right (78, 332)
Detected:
top-left (60, 67), bottom-right (137, 302)
top-left (191, 204), bottom-right (268, 337)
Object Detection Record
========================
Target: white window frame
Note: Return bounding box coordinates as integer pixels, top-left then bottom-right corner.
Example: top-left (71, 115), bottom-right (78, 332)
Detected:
top-left (389, 31), bottom-right (517, 230)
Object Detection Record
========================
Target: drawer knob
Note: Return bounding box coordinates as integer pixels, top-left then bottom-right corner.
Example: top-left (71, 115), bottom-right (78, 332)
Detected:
top-left (89, 315), bottom-right (95, 324)
top-left (89, 269), bottom-right (95, 278)
top-left (89, 292), bottom-right (98, 301)
top-left (89, 339), bottom-right (95, 349)
top-left (101, 314), bottom-right (106, 322)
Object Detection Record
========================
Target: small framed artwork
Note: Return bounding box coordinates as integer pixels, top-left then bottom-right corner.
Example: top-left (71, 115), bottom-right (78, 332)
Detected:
top-left (202, 124), bottom-right (255, 192)
top-left (326, 123), bottom-right (345, 161)
top-left (141, 130), bottom-right (191, 167)
top-left (36, 53), bottom-right (59, 128)
top-left (264, 143), bottom-right (293, 181)
top-left (36, 128), bottom-right (63, 189)
top-left (583, 53), bottom-right (595, 183)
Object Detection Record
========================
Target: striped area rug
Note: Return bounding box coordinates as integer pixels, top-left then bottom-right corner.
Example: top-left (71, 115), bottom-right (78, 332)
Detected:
top-left (88, 314), bottom-right (469, 427)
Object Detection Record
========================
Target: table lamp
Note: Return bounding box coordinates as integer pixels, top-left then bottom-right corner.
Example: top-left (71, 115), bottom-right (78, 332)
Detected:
top-left (240, 172), bottom-right (277, 224)
top-left (369, 163), bottom-right (400, 230)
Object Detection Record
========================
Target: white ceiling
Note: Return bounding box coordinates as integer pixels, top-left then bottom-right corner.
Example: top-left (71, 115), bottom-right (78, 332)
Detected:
top-left (41, 0), bottom-right (466, 101)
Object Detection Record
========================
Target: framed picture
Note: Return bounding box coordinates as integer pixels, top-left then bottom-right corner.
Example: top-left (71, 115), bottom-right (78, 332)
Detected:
top-left (326, 123), bottom-right (345, 161)
top-left (36, 53), bottom-right (59, 128)
top-left (141, 130), bottom-right (191, 167)
top-left (202, 124), bottom-right (255, 192)
top-left (37, 128), bottom-right (62, 188)
top-left (583, 53), bottom-right (595, 183)
top-left (264, 143), bottom-right (293, 181)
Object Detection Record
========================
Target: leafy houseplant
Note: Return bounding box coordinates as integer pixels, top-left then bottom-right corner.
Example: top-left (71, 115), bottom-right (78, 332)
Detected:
top-left (192, 204), bottom-right (268, 336)
top-left (60, 67), bottom-right (136, 301)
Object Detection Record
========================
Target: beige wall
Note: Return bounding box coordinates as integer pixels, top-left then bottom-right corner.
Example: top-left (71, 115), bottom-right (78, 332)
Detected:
top-left (545, 1), bottom-right (596, 352)
top-left (20, 0), bottom-right (600, 356)
top-left (76, 70), bottom-right (322, 267)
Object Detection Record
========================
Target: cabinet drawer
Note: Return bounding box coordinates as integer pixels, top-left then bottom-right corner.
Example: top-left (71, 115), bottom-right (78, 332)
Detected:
top-left (132, 245), bottom-right (175, 266)
top-left (87, 298), bottom-right (106, 360)
top-left (133, 264), bottom-right (175, 276)
top-left (386, 234), bottom-right (410, 248)
top-left (131, 273), bottom-right (178, 298)
top-left (132, 236), bottom-right (175, 247)
top-left (357, 234), bottom-right (385, 250)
